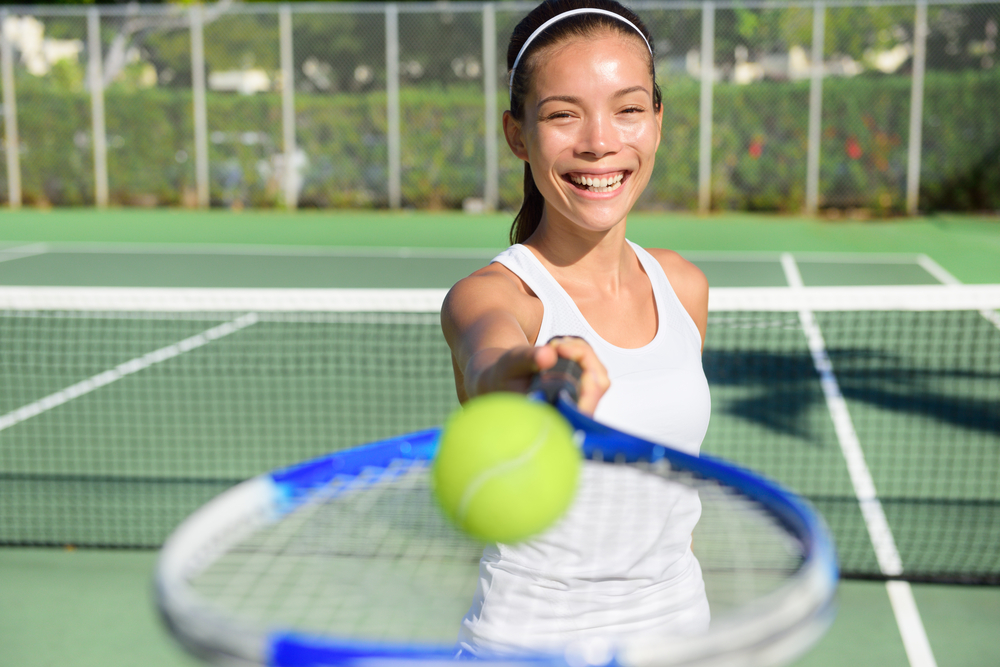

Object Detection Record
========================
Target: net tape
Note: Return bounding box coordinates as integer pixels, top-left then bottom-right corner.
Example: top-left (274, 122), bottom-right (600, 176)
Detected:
top-left (3, 284), bottom-right (1000, 312)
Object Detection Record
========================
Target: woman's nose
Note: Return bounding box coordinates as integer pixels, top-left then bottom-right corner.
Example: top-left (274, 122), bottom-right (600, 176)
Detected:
top-left (577, 114), bottom-right (621, 158)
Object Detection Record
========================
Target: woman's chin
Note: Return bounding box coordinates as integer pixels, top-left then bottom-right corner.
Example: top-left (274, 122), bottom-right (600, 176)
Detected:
top-left (556, 205), bottom-right (632, 236)
top-left (572, 193), bottom-right (640, 230)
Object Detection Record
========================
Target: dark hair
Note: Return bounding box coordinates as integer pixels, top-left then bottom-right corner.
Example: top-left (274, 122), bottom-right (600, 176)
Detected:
top-left (506, 0), bottom-right (662, 245)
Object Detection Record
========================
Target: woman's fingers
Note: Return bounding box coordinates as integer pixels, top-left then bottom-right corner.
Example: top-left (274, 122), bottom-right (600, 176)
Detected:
top-left (542, 337), bottom-right (610, 415)
top-left (484, 338), bottom-right (609, 415)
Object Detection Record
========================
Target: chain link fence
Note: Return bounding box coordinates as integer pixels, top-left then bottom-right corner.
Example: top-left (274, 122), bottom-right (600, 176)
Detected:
top-left (1, 0), bottom-right (997, 213)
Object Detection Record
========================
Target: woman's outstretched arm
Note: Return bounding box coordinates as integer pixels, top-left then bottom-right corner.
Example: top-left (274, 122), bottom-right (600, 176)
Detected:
top-left (441, 268), bottom-right (609, 414)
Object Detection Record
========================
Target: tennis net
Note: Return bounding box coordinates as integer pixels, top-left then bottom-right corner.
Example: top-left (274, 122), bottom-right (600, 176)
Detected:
top-left (2, 284), bottom-right (998, 584)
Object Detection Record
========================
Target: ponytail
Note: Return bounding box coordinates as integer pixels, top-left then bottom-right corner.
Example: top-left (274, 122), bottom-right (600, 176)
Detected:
top-left (510, 164), bottom-right (546, 245)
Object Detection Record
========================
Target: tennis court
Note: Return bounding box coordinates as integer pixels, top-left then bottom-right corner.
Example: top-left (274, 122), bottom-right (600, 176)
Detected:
top-left (1, 210), bottom-right (998, 667)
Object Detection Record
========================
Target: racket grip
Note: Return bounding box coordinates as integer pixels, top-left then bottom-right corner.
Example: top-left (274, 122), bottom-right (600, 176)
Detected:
top-left (529, 357), bottom-right (583, 406)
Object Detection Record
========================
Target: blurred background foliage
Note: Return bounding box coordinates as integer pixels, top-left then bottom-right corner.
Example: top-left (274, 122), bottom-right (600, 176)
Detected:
top-left (10, 68), bottom-right (998, 210)
top-left (2, 1), bottom-right (997, 212)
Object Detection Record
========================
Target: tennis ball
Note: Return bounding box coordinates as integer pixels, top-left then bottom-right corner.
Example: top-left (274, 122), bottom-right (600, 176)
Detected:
top-left (432, 393), bottom-right (581, 544)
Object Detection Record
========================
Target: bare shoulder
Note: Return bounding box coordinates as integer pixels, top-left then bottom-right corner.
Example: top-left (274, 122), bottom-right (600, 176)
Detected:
top-left (644, 248), bottom-right (709, 345)
top-left (441, 262), bottom-right (542, 344)
top-left (645, 248), bottom-right (709, 297)
top-left (442, 263), bottom-right (529, 322)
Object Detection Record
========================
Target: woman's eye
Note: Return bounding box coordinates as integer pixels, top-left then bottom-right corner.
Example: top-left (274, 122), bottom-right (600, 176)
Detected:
top-left (621, 106), bottom-right (645, 114)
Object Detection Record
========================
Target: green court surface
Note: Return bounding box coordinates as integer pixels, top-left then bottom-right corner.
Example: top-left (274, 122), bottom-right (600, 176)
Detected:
top-left (1, 210), bottom-right (998, 667)
top-left (0, 247), bottom-right (495, 288)
top-left (0, 209), bottom-right (997, 283)
top-left (0, 245), bottom-right (961, 288)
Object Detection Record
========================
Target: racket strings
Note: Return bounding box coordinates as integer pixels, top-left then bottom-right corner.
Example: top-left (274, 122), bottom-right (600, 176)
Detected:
top-left (187, 457), bottom-right (817, 652)
top-left (690, 480), bottom-right (804, 612)
top-left (202, 474), bottom-right (359, 619)
top-left (192, 459), bottom-right (482, 640)
top-left (592, 460), bottom-right (805, 611)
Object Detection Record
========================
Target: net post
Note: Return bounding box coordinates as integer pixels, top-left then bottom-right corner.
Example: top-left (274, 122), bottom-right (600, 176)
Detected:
top-left (87, 8), bottom-right (109, 209)
top-left (906, 0), bottom-right (928, 217)
top-left (279, 5), bottom-right (297, 211)
top-left (386, 3), bottom-right (401, 210)
top-left (698, 1), bottom-right (715, 215)
top-left (1, 9), bottom-right (22, 209)
top-left (483, 3), bottom-right (499, 212)
top-left (190, 5), bottom-right (209, 209)
top-left (805, 2), bottom-right (825, 216)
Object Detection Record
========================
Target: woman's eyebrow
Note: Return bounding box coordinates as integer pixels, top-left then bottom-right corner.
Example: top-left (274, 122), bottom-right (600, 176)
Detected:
top-left (613, 85), bottom-right (650, 98)
top-left (537, 95), bottom-right (582, 107)
top-left (537, 86), bottom-right (650, 108)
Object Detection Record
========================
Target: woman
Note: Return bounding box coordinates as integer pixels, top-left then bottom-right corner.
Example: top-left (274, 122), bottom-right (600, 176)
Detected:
top-left (441, 0), bottom-right (711, 654)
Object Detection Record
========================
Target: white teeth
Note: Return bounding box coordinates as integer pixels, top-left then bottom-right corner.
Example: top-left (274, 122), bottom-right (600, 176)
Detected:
top-left (569, 173), bottom-right (624, 192)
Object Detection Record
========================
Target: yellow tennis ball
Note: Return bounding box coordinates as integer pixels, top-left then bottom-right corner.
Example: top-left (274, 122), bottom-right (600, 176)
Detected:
top-left (432, 393), bottom-right (581, 543)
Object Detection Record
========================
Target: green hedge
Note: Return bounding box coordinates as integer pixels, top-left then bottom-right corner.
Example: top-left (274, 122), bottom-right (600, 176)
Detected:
top-left (3, 68), bottom-right (997, 211)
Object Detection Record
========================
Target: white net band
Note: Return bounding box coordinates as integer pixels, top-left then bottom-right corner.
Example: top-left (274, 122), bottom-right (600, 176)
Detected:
top-left (2, 285), bottom-right (999, 313)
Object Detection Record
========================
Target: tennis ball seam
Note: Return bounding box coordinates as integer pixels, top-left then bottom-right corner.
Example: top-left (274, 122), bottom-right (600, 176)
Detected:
top-left (454, 415), bottom-right (553, 524)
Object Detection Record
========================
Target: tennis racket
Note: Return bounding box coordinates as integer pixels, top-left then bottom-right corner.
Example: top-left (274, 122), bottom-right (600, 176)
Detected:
top-left (155, 358), bottom-right (838, 667)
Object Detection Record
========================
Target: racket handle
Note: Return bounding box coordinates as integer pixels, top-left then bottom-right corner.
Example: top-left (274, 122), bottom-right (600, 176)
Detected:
top-left (529, 357), bottom-right (583, 406)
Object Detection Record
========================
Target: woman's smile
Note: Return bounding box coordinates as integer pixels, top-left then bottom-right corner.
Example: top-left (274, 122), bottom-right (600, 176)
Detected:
top-left (564, 170), bottom-right (629, 195)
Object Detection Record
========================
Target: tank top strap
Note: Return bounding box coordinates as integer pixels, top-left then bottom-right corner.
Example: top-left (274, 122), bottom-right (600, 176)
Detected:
top-left (489, 244), bottom-right (555, 298)
top-left (626, 240), bottom-right (703, 345)
top-left (489, 245), bottom-right (591, 345)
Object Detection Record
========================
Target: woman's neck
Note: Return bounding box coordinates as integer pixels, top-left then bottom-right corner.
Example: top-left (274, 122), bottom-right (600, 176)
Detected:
top-left (523, 212), bottom-right (635, 294)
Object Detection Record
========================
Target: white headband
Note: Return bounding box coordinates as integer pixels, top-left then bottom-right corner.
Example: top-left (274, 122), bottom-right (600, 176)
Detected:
top-left (509, 8), bottom-right (653, 95)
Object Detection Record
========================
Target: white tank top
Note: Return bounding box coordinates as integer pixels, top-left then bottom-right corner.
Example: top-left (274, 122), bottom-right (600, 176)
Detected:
top-left (457, 242), bottom-right (712, 654)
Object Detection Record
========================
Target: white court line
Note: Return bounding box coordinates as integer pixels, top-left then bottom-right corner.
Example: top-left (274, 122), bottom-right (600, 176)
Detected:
top-left (0, 242), bottom-right (49, 265)
top-left (915, 255), bottom-right (961, 285)
top-left (780, 252), bottom-right (938, 667)
top-left (0, 241), bottom-right (500, 259)
top-left (682, 250), bottom-right (926, 263)
top-left (2, 242), bottom-right (929, 263)
top-left (887, 580), bottom-right (939, 667)
top-left (917, 254), bottom-right (1000, 332)
top-left (978, 307), bottom-right (1000, 331)
top-left (0, 313), bottom-right (258, 433)
top-left (787, 252), bottom-right (928, 264)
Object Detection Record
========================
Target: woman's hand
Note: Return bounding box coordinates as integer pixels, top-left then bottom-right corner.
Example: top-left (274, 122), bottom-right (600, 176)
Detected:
top-left (478, 336), bottom-right (609, 415)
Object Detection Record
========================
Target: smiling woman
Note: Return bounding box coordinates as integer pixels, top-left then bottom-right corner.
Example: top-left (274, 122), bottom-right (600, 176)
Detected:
top-left (504, 1), bottom-right (663, 245)
top-left (440, 0), bottom-right (712, 656)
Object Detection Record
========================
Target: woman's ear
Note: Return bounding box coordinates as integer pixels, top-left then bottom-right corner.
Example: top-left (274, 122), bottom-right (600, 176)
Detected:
top-left (503, 110), bottom-right (529, 162)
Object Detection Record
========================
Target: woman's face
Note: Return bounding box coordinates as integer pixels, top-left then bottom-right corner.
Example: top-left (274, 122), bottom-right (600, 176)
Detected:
top-left (505, 31), bottom-right (662, 236)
